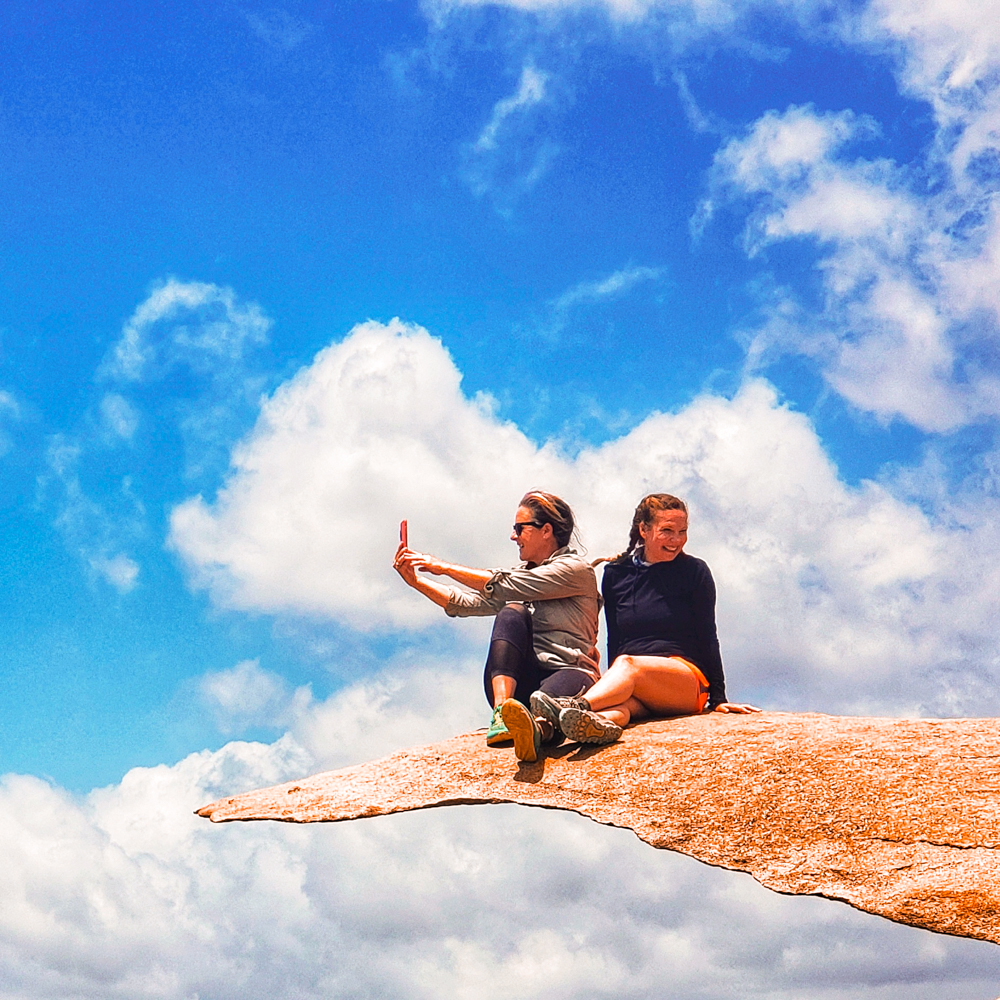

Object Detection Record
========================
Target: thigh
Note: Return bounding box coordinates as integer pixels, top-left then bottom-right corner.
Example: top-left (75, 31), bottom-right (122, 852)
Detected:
top-left (622, 656), bottom-right (704, 716)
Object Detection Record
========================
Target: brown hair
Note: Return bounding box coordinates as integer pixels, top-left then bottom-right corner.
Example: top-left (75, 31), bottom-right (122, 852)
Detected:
top-left (519, 490), bottom-right (576, 548)
top-left (593, 493), bottom-right (688, 566)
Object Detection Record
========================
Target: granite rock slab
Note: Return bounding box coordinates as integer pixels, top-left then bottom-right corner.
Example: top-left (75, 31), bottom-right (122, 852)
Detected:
top-left (197, 712), bottom-right (1000, 943)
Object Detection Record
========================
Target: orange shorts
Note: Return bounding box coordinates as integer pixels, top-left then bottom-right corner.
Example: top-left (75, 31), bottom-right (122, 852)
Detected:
top-left (674, 657), bottom-right (710, 712)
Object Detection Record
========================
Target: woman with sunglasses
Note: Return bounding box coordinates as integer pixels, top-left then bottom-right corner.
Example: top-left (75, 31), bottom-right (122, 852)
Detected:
top-left (532, 493), bottom-right (759, 746)
top-left (393, 491), bottom-right (600, 763)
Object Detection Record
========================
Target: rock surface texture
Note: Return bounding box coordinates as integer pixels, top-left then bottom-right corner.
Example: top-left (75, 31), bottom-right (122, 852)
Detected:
top-left (198, 712), bottom-right (1000, 943)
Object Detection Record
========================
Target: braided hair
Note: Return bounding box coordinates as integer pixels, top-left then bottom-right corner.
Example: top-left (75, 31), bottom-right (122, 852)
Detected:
top-left (593, 493), bottom-right (687, 566)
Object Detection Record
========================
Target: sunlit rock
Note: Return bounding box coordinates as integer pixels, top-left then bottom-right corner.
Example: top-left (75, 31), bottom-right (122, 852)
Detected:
top-left (198, 712), bottom-right (1000, 944)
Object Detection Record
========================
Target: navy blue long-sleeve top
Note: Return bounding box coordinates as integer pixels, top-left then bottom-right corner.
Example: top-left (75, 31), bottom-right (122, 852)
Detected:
top-left (601, 550), bottom-right (727, 707)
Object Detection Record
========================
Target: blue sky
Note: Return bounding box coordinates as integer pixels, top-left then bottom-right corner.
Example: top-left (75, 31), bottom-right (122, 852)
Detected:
top-left (4, 0), bottom-right (1000, 996)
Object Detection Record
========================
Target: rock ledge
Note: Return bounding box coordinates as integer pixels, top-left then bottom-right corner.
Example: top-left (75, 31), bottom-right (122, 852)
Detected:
top-left (198, 712), bottom-right (1000, 943)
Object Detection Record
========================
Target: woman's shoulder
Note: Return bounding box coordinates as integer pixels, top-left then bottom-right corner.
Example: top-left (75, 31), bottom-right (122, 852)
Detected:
top-left (674, 551), bottom-right (714, 582)
top-left (540, 547), bottom-right (599, 583)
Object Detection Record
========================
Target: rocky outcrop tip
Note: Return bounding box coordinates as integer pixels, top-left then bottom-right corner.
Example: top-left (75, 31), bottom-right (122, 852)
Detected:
top-left (197, 712), bottom-right (1000, 944)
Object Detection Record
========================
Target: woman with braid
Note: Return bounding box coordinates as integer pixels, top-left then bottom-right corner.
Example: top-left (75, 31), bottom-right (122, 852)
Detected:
top-left (531, 493), bottom-right (759, 745)
top-left (393, 491), bottom-right (600, 763)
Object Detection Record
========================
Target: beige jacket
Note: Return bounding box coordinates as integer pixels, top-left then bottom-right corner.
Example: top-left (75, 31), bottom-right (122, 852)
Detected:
top-left (444, 546), bottom-right (601, 674)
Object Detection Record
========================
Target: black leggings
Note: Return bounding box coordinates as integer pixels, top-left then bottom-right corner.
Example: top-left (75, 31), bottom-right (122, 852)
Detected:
top-left (483, 603), bottom-right (596, 708)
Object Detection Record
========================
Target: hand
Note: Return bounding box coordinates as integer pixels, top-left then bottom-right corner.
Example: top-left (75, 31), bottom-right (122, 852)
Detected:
top-left (393, 542), bottom-right (421, 587)
top-left (712, 702), bottom-right (761, 714)
top-left (408, 552), bottom-right (448, 576)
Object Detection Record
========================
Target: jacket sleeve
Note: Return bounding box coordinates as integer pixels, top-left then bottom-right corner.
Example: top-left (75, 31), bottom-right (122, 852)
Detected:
top-left (601, 564), bottom-right (621, 665)
top-left (480, 558), bottom-right (593, 604)
top-left (444, 556), bottom-right (594, 618)
top-left (443, 583), bottom-right (506, 617)
top-left (691, 562), bottom-right (727, 706)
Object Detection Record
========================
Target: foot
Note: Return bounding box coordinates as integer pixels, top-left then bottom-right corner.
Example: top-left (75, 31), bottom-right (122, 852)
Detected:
top-left (529, 690), bottom-right (591, 732)
top-left (486, 704), bottom-right (511, 746)
top-left (499, 698), bottom-right (541, 762)
top-left (559, 706), bottom-right (623, 745)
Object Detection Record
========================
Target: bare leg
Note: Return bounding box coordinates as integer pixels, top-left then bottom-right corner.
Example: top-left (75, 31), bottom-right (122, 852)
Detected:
top-left (491, 674), bottom-right (516, 704)
top-left (585, 656), bottom-right (703, 726)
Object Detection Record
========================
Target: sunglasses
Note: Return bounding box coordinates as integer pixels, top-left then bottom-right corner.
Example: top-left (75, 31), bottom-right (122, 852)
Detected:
top-left (512, 520), bottom-right (544, 536)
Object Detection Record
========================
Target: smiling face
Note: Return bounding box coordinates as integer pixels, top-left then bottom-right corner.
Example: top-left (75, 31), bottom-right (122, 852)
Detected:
top-left (638, 509), bottom-right (688, 563)
top-left (511, 504), bottom-right (558, 566)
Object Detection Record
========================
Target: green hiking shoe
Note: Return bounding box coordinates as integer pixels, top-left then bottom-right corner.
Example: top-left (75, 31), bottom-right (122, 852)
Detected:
top-left (486, 704), bottom-right (512, 746)
top-left (499, 698), bottom-right (542, 763)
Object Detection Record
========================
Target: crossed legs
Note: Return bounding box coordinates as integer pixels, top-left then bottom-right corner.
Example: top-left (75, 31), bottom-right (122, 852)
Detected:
top-left (585, 654), bottom-right (706, 728)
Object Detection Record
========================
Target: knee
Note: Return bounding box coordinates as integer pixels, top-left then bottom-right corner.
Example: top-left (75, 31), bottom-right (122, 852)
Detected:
top-left (497, 603), bottom-right (530, 625)
top-left (611, 655), bottom-right (640, 678)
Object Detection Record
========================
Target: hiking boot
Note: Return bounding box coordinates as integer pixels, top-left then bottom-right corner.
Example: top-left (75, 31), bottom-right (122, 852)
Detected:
top-left (499, 698), bottom-right (541, 762)
top-left (486, 704), bottom-right (511, 746)
top-left (529, 690), bottom-right (591, 732)
top-left (559, 706), bottom-right (623, 745)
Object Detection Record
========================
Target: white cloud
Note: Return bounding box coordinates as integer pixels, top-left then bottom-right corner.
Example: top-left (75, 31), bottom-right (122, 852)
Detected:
top-left (100, 393), bottom-right (139, 440)
top-left (704, 102), bottom-right (1000, 431)
top-left (200, 659), bottom-right (312, 735)
top-left (551, 266), bottom-right (663, 311)
top-left (42, 437), bottom-right (143, 594)
top-left (43, 281), bottom-right (274, 592)
top-left (169, 318), bottom-right (559, 629)
top-left (0, 388), bottom-right (20, 457)
top-left (475, 65), bottom-right (548, 151)
top-left (430, 0), bottom-right (1000, 430)
top-left (89, 552), bottom-right (140, 592)
top-left (102, 278), bottom-right (271, 383)
top-left (463, 65), bottom-right (559, 204)
top-left (171, 319), bottom-right (1000, 717)
top-left (2, 669), bottom-right (1000, 1000)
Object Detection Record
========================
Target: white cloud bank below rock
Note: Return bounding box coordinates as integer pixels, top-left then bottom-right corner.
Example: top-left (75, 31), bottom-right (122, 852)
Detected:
top-left (3, 669), bottom-right (1000, 1000)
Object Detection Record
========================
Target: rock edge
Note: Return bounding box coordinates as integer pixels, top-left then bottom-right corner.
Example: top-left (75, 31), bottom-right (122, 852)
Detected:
top-left (197, 711), bottom-right (1000, 944)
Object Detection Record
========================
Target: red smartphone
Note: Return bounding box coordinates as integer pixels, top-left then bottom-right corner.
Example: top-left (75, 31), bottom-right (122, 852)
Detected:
top-left (399, 519), bottom-right (408, 548)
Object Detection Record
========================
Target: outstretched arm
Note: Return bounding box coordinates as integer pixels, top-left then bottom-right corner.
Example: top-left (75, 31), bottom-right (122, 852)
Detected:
top-left (393, 543), bottom-right (453, 608)
top-left (393, 543), bottom-right (495, 609)
top-left (404, 551), bottom-right (493, 591)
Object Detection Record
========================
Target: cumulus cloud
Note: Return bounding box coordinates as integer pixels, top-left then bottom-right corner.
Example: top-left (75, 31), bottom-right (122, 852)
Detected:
top-left (200, 659), bottom-right (312, 736)
top-left (171, 319), bottom-right (1000, 717)
top-left (2, 670), bottom-right (999, 1000)
top-left (703, 101), bottom-right (1000, 431)
top-left (430, 0), bottom-right (1000, 431)
top-left (169, 318), bottom-right (558, 629)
